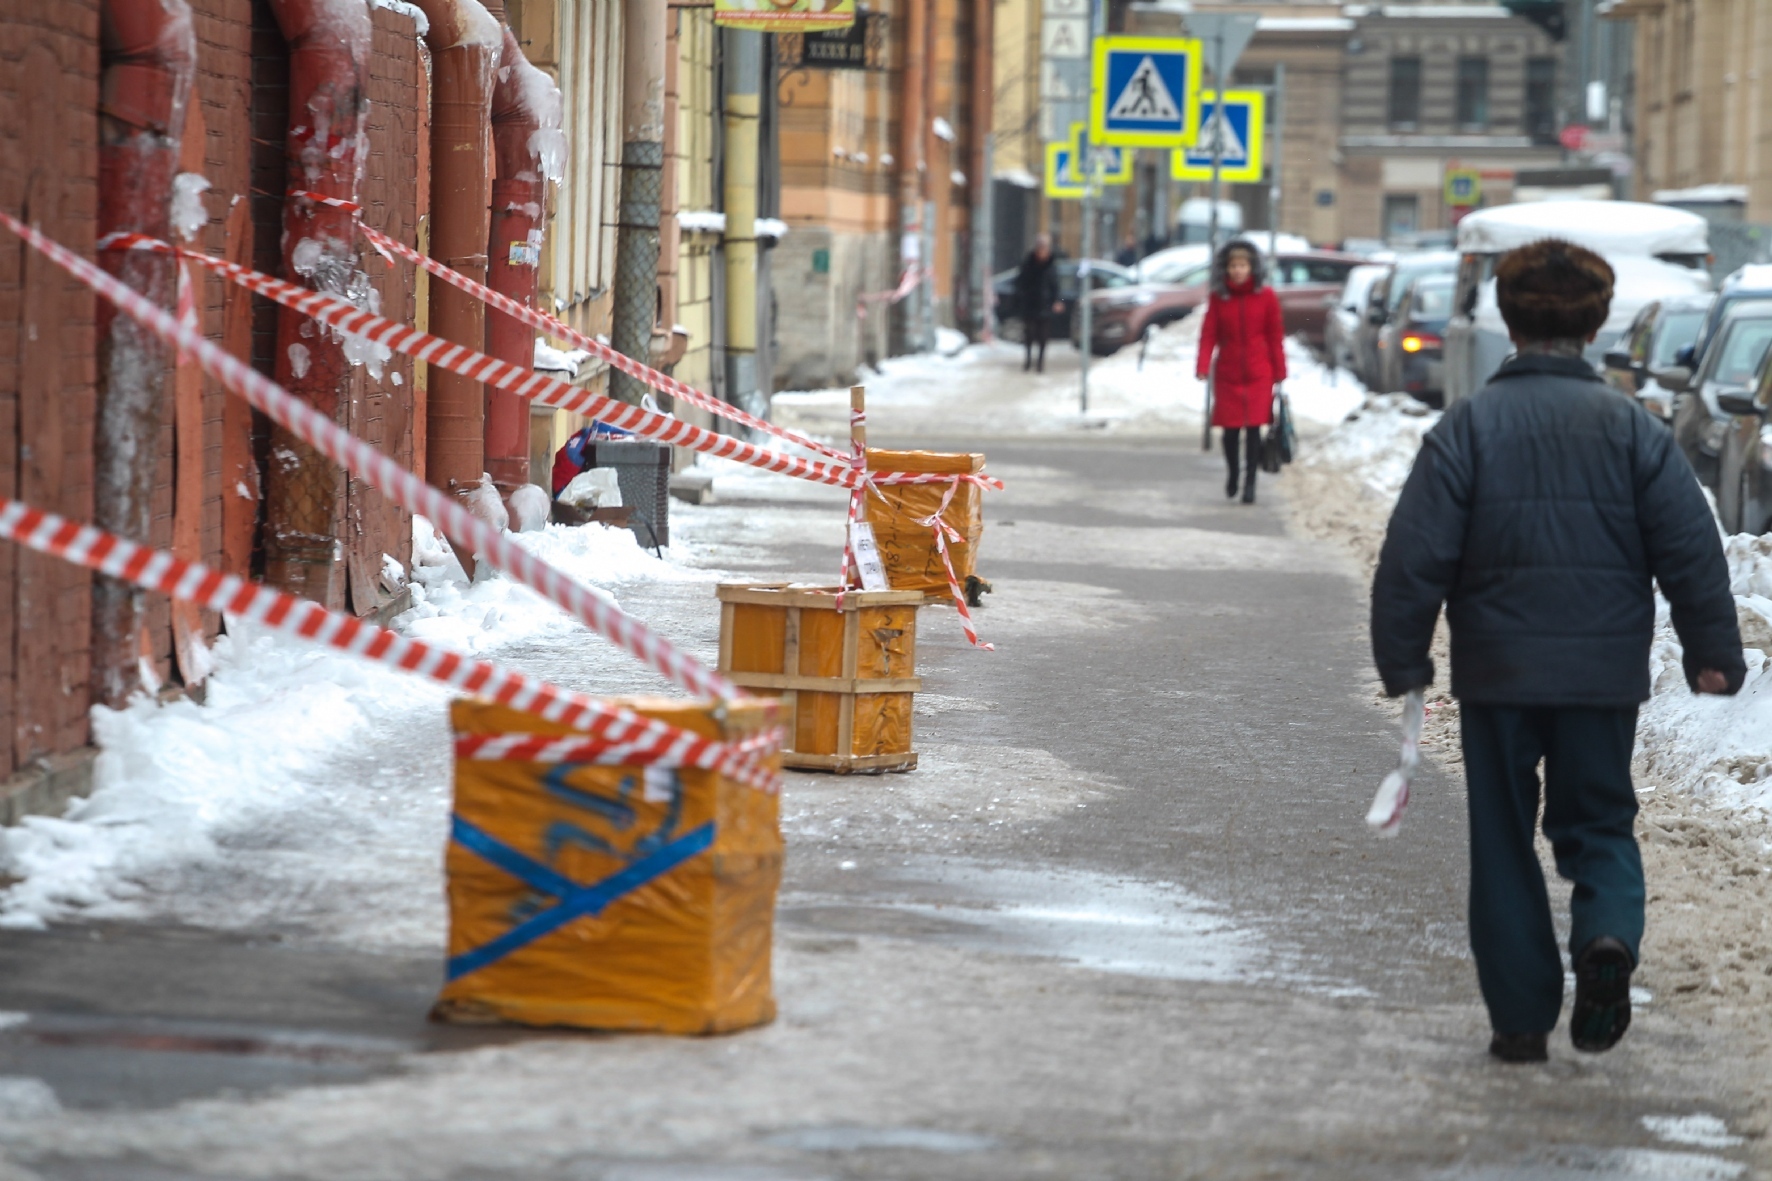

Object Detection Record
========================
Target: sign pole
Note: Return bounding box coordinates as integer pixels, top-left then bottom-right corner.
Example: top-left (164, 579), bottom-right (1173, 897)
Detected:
top-left (1079, 0), bottom-right (1105, 416)
top-left (1202, 36), bottom-right (1225, 453)
top-left (1269, 62), bottom-right (1284, 258)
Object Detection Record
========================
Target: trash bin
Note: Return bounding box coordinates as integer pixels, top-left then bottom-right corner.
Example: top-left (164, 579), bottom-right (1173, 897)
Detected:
top-left (587, 440), bottom-right (672, 548)
top-left (863, 448), bottom-right (986, 599)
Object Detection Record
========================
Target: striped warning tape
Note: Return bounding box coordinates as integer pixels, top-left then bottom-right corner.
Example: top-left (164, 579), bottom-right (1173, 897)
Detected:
top-left (286, 191), bottom-right (849, 464)
top-left (0, 210), bottom-right (734, 701)
top-left (914, 478), bottom-right (993, 650)
top-left (0, 497), bottom-right (781, 793)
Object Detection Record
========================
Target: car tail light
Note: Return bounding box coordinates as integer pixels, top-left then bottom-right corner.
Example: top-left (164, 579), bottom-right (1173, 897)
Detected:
top-left (1401, 332), bottom-right (1442, 353)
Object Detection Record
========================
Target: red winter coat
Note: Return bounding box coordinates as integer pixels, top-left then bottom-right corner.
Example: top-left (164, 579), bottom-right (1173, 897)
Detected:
top-left (1196, 279), bottom-right (1286, 429)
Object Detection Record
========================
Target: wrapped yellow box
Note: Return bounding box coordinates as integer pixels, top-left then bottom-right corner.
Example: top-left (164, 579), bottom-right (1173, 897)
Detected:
top-left (434, 697), bottom-right (782, 1034)
top-left (863, 448), bottom-right (987, 598)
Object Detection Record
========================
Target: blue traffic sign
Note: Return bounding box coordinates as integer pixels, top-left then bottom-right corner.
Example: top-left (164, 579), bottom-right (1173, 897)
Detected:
top-left (1171, 89), bottom-right (1265, 183)
top-left (1091, 36), bottom-right (1203, 149)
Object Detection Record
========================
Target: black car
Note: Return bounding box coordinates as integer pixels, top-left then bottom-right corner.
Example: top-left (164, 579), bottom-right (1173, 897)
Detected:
top-left (1377, 272), bottom-right (1455, 407)
top-left (1675, 263), bottom-right (1772, 372)
top-left (1715, 350), bottom-right (1772, 536)
top-left (1354, 251), bottom-right (1458, 390)
top-left (990, 258), bottom-right (1133, 343)
top-left (1601, 294), bottom-right (1711, 422)
top-left (1667, 300), bottom-right (1772, 490)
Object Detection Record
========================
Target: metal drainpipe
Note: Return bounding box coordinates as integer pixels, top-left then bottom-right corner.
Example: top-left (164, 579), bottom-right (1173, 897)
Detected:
top-left (722, 29), bottom-right (761, 419)
top-left (261, 0), bottom-right (372, 603)
top-left (94, 0), bottom-right (195, 707)
top-left (610, 0), bottom-right (668, 405)
top-left (968, 0), bottom-right (993, 339)
top-left (487, 24), bottom-right (562, 497)
top-left (895, 0), bottom-right (927, 356)
top-left (413, 0), bottom-right (501, 497)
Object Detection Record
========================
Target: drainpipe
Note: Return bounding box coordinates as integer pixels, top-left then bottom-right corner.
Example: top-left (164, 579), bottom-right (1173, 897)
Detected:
top-left (94, 0), bottom-right (195, 707)
top-left (261, 0), bottom-right (372, 603)
top-left (413, 0), bottom-right (502, 498)
top-left (722, 29), bottom-right (761, 417)
top-left (610, 0), bottom-right (668, 405)
top-left (894, 0), bottom-right (927, 356)
top-left (968, 0), bottom-right (993, 339)
top-left (487, 24), bottom-right (562, 497)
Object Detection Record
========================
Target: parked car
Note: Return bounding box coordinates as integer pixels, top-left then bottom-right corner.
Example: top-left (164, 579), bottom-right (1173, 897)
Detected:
top-left (1674, 263), bottom-right (1772, 373)
top-left (1084, 250), bottom-right (1360, 357)
top-left (1443, 201), bottom-right (1712, 406)
top-left (1715, 345), bottom-right (1772, 536)
top-left (1667, 300), bottom-right (1772, 490)
top-left (1325, 263), bottom-right (1389, 374)
top-left (1354, 251), bottom-right (1458, 390)
top-left (1377, 272), bottom-right (1455, 406)
top-left (1600, 293), bottom-right (1711, 422)
top-left (991, 258), bottom-right (1134, 343)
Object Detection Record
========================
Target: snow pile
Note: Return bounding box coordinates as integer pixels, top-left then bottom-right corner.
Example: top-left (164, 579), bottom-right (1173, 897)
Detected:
top-left (1302, 393), bottom-right (1440, 500)
top-left (169, 173), bottom-right (211, 242)
top-left (1638, 532), bottom-right (1772, 812)
top-left (534, 339), bottom-right (591, 375)
top-left (0, 517), bottom-right (711, 936)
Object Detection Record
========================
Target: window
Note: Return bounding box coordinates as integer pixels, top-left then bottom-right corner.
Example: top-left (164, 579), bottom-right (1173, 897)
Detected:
top-left (1456, 56), bottom-right (1491, 129)
top-left (1383, 194), bottom-right (1419, 241)
top-left (1388, 57), bottom-right (1422, 128)
top-left (1651, 312), bottom-right (1706, 367)
top-left (1524, 57), bottom-right (1557, 143)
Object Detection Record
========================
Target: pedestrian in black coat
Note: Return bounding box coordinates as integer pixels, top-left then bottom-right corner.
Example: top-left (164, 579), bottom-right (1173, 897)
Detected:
top-left (1370, 239), bottom-right (1744, 1065)
top-left (1015, 234), bottom-right (1061, 373)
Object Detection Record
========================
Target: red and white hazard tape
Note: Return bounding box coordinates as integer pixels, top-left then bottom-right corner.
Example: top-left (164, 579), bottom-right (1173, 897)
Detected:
top-left (0, 497), bottom-right (781, 793)
top-left (290, 190), bottom-right (847, 463)
top-left (856, 265), bottom-right (927, 321)
top-left (455, 727), bottom-right (781, 790)
top-left (101, 229), bottom-right (996, 496)
top-left (915, 478), bottom-right (993, 650)
top-left (0, 211), bottom-right (734, 701)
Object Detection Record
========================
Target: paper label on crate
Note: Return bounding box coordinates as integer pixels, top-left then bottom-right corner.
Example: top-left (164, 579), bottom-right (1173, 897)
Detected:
top-left (850, 521), bottom-right (890, 591)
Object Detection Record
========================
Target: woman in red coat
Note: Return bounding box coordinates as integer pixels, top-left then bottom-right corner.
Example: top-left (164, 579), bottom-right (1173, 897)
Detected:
top-left (1196, 239), bottom-right (1287, 503)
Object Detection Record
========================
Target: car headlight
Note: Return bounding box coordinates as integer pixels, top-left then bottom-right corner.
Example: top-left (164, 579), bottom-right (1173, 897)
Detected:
top-left (1760, 423), bottom-right (1772, 471)
top-left (1700, 418), bottom-right (1728, 456)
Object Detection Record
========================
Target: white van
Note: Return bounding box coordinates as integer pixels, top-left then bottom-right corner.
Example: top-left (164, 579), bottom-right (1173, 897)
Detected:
top-left (1442, 201), bottom-right (1713, 406)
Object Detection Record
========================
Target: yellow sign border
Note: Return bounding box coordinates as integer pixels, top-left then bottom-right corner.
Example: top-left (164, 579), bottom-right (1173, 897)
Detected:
top-left (1090, 36), bottom-right (1204, 150)
top-left (1169, 89), bottom-right (1265, 184)
top-left (1045, 141), bottom-right (1087, 199)
top-left (1444, 168), bottom-right (1482, 207)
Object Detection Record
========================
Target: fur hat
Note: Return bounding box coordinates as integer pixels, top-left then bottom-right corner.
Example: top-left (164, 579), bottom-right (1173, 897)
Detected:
top-left (1494, 238), bottom-right (1615, 341)
top-left (1210, 238), bottom-right (1267, 297)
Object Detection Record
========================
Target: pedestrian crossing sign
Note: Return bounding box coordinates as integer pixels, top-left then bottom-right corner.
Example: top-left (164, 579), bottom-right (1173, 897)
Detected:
top-left (1065, 123), bottom-right (1135, 186)
top-left (1045, 140), bottom-right (1087, 198)
top-left (1090, 36), bottom-right (1203, 149)
top-left (1169, 89), bottom-right (1265, 183)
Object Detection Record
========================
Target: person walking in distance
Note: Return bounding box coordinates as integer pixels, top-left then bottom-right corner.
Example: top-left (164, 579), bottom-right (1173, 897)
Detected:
top-left (1371, 240), bottom-right (1744, 1064)
top-left (1196, 239), bottom-right (1285, 503)
top-left (1015, 233), bottom-right (1062, 373)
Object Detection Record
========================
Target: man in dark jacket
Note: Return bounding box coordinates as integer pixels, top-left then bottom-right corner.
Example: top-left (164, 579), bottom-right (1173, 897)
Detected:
top-left (1015, 234), bottom-right (1061, 373)
top-left (1371, 240), bottom-right (1745, 1064)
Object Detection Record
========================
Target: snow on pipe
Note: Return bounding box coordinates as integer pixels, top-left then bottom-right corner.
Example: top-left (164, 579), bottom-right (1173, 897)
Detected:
top-left (485, 24), bottom-right (562, 499)
top-left (262, 0), bottom-right (372, 603)
top-left (411, 0), bottom-right (503, 503)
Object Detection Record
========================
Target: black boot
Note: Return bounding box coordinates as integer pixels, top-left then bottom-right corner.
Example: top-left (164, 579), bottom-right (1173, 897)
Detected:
top-left (1222, 430), bottom-right (1240, 498)
top-left (1241, 429), bottom-right (1260, 503)
top-left (1571, 937), bottom-right (1634, 1053)
top-left (1241, 470), bottom-right (1257, 503)
top-left (1489, 1031), bottom-right (1549, 1063)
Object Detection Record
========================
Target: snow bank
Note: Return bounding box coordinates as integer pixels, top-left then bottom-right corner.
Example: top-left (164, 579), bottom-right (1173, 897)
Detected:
top-left (1301, 393), bottom-right (1439, 500)
top-left (0, 518), bottom-right (711, 937)
top-left (1639, 532), bottom-right (1772, 812)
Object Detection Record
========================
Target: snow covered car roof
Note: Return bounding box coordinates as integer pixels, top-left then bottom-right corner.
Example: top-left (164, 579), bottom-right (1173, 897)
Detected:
top-left (1455, 200), bottom-right (1710, 258)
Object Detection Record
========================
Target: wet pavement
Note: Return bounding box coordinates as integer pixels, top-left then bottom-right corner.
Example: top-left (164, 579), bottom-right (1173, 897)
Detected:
top-left (0, 367), bottom-right (1763, 1177)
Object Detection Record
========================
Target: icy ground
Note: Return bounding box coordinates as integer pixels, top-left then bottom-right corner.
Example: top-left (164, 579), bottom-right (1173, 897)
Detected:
top-left (1308, 393), bottom-right (1772, 816)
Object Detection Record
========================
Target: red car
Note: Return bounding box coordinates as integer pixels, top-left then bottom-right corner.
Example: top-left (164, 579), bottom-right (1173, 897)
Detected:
top-left (1085, 250), bottom-right (1364, 356)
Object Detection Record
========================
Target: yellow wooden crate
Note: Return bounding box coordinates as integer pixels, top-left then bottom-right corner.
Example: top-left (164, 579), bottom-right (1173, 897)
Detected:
top-left (717, 582), bottom-right (922, 773)
top-left (864, 448), bottom-right (986, 599)
top-left (433, 697), bottom-right (782, 1034)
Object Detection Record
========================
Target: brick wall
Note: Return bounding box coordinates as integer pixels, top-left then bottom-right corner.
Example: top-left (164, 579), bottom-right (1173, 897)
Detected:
top-left (0, 0), bottom-right (100, 773)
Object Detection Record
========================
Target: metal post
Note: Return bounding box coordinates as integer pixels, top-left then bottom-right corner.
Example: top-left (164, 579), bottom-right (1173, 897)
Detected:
top-left (1268, 62), bottom-right (1284, 257)
top-left (611, 0), bottom-right (668, 405)
top-left (1202, 32), bottom-right (1224, 453)
top-left (723, 29), bottom-right (762, 418)
top-left (1080, 146), bottom-right (1093, 414)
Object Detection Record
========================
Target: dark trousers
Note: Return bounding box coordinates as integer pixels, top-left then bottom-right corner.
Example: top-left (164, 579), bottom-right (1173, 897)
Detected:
top-left (1222, 427), bottom-right (1262, 487)
top-left (1460, 704), bottom-right (1644, 1034)
top-left (1023, 313), bottom-right (1049, 371)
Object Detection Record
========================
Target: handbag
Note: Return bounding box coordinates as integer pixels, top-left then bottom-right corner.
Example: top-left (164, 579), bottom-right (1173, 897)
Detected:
top-left (1261, 387), bottom-right (1294, 473)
